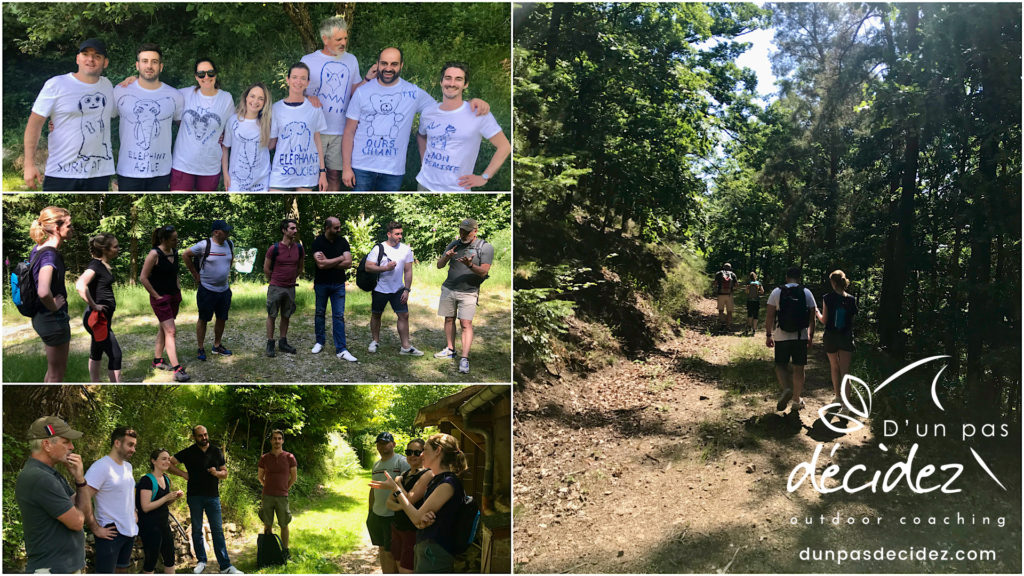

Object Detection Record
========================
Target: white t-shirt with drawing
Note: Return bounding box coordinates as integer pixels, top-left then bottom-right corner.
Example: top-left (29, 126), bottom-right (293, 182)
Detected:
top-left (269, 100), bottom-right (327, 189)
top-left (113, 82), bottom-right (184, 178)
top-left (416, 102), bottom-right (503, 191)
top-left (301, 50), bottom-right (360, 136)
top-left (171, 87), bottom-right (234, 176)
top-left (223, 114), bottom-right (270, 191)
top-left (31, 73), bottom-right (116, 179)
top-left (345, 78), bottom-right (435, 176)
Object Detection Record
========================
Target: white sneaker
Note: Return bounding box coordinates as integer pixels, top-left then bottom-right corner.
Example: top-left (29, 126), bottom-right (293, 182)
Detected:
top-left (221, 566), bottom-right (243, 574)
top-left (311, 343), bottom-right (323, 354)
top-left (434, 346), bottom-right (455, 359)
top-left (368, 340), bottom-right (379, 353)
top-left (337, 349), bottom-right (357, 362)
top-left (458, 357), bottom-right (470, 374)
top-left (792, 398), bottom-right (806, 411)
top-left (400, 346), bottom-right (424, 356)
top-left (194, 562), bottom-right (207, 574)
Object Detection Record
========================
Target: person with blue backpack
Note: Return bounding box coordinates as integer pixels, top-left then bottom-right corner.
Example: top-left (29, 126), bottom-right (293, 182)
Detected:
top-left (263, 219), bottom-right (304, 357)
top-left (135, 448), bottom-right (184, 574)
top-left (23, 206), bottom-right (74, 381)
top-left (765, 266), bottom-right (818, 412)
top-left (816, 270), bottom-right (858, 412)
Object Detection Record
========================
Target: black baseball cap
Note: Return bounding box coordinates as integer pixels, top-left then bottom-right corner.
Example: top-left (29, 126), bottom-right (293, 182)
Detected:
top-left (375, 432), bottom-right (395, 443)
top-left (211, 220), bottom-right (233, 232)
top-left (79, 38), bottom-right (108, 56)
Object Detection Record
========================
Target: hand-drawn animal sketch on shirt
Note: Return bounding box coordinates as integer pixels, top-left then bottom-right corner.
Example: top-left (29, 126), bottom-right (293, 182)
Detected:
top-left (318, 62), bottom-right (349, 108)
top-left (281, 122), bottom-right (311, 156)
top-left (366, 94), bottom-right (404, 139)
top-left (182, 107), bottom-right (223, 145)
top-left (117, 95), bottom-right (175, 150)
top-left (77, 92), bottom-right (111, 160)
top-left (231, 130), bottom-right (260, 185)
top-left (427, 123), bottom-right (457, 152)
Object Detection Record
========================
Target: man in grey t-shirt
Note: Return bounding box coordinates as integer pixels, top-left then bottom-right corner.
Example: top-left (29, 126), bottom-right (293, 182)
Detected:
top-left (367, 432), bottom-right (409, 573)
top-left (433, 218), bottom-right (494, 374)
top-left (183, 220), bottom-right (235, 360)
top-left (16, 416), bottom-right (88, 574)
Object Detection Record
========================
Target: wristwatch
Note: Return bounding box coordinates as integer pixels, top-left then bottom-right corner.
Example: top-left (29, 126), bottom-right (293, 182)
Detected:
top-left (481, 173), bottom-right (490, 181)
top-left (319, 168), bottom-right (326, 173)
top-left (76, 480), bottom-right (87, 487)
top-left (402, 287), bottom-right (411, 293)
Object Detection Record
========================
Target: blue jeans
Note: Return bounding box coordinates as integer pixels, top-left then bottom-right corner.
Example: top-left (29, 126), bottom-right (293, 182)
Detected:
top-left (352, 168), bottom-right (404, 191)
top-left (187, 495), bottom-right (231, 569)
top-left (314, 283), bottom-right (348, 351)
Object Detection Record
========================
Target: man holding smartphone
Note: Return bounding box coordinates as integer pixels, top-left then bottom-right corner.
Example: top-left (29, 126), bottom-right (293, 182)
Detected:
top-left (433, 218), bottom-right (493, 374)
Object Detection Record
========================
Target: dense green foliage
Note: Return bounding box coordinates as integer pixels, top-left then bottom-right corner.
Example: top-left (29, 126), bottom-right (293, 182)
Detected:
top-left (1, 384), bottom-right (466, 570)
top-left (2, 2), bottom-right (512, 190)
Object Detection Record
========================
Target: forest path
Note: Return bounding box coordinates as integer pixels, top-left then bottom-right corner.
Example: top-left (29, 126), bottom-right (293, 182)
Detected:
top-left (513, 297), bottom-right (1020, 573)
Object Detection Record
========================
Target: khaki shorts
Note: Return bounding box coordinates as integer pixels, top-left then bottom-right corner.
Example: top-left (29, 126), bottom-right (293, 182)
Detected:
top-left (437, 286), bottom-right (479, 320)
top-left (266, 285), bottom-right (297, 319)
top-left (321, 134), bottom-right (343, 170)
top-left (260, 494), bottom-right (292, 527)
top-left (717, 294), bottom-right (734, 314)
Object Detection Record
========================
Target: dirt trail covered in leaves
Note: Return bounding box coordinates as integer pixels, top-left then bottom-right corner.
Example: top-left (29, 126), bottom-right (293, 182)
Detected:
top-left (513, 298), bottom-right (1021, 573)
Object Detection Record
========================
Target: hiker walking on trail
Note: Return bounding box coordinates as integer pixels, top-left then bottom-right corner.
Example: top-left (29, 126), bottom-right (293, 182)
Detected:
top-left (816, 270), bottom-right (858, 411)
top-left (258, 429), bottom-right (297, 560)
top-left (745, 272), bottom-right (764, 336)
top-left (264, 219), bottom-right (304, 357)
top-left (183, 220), bottom-right (235, 362)
top-left (765, 266), bottom-right (818, 412)
top-left (713, 263), bottom-right (738, 329)
top-left (16, 416), bottom-right (88, 574)
top-left (136, 448), bottom-right (184, 574)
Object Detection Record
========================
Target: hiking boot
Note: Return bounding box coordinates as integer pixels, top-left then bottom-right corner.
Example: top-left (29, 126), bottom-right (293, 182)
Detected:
top-left (776, 388), bottom-right (793, 412)
top-left (197, 348), bottom-right (207, 361)
top-left (193, 562), bottom-right (206, 574)
top-left (153, 358), bottom-right (173, 371)
top-left (368, 340), bottom-right (379, 353)
top-left (311, 342), bottom-right (323, 354)
top-left (266, 340), bottom-right (276, 357)
top-left (337, 349), bottom-right (357, 362)
top-left (212, 344), bottom-right (232, 356)
top-left (434, 346), bottom-right (455, 359)
top-left (278, 339), bottom-right (297, 354)
top-left (792, 398), bottom-right (806, 411)
top-left (283, 547), bottom-right (290, 562)
top-left (400, 346), bottom-right (424, 356)
top-left (458, 357), bottom-right (470, 374)
top-left (174, 366), bottom-right (191, 382)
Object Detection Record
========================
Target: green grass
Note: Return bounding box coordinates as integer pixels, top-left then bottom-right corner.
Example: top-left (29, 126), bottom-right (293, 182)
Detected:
top-left (238, 473), bottom-right (373, 574)
top-left (3, 260), bottom-right (511, 382)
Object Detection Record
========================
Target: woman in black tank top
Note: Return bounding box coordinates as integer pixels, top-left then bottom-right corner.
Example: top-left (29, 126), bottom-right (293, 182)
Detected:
top-left (815, 270), bottom-right (858, 411)
top-left (139, 225), bottom-right (190, 381)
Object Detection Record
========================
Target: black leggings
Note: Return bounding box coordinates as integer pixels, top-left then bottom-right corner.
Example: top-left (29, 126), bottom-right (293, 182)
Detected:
top-left (139, 519), bottom-right (175, 572)
top-left (82, 309), bottom-right (122, 370)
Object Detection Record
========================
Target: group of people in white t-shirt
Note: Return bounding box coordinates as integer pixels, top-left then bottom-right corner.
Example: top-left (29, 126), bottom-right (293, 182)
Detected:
top-left (23, 18), bottom-right (510, 192)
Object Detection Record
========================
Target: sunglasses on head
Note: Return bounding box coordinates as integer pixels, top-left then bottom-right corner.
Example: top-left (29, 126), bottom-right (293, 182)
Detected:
top-left (162, 225), bottom-right (175, 232)
top-left (405, 449), bottom-right (423, 456)
top-left (195, 70), bottom-right (217, 78)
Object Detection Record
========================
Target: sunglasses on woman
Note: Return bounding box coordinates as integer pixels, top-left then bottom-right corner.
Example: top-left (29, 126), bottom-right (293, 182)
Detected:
top-left (196, 70), bottom-right (217, 78)
top-left (405, 449), bottom-right (422, 456)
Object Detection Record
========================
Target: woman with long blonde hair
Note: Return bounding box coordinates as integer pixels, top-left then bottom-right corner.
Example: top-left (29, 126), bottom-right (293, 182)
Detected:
top-left (816, 270), bottom-right (858, 410)
top-left (27, 206), bottom-right (74, 381)
top-left (221, 82), bottom-right (274, 191)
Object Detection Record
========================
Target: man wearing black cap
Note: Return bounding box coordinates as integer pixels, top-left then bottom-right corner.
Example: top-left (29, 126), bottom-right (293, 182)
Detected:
top-left (434, 218), bottom-right (494, 374)
top-left (16, 416), bottom-right (88, 574)
top-left (24, 38), bottom-right (115, 191)
top-left (368, 432), bottom-right (409, 573)
top-left (183, 220), bottom-right (235, 361)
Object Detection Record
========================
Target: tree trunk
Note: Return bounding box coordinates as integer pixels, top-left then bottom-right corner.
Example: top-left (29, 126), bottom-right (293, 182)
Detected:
top-left (335, 2), bottom-right (356, 28)
top-left (283, 3), bottom-right (319, 54)
top-left (129, 200), bottom-right (139, 285)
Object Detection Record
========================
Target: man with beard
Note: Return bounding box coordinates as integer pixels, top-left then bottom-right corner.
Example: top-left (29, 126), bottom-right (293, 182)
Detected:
top-left (168, 425), bottom-right (241, 574)
top-left (301, 15), bottom-right (373, 191)
top-left (264, 219), bottom-right (304, 357)
top-left (82, 426), bottom-right (139, 573)
top-left (257, 430), bottom-right (297, 559)
top-left (311, 216), bottom-right (357, 362)
top-left (16, 416), bottom-right (88, 574)
top-left (367, 432), bottom-right (409, 573)
top-left (112, 43), bottom-right (184, 191)
top-left (24, 38), bottom-right (116, 190)
top-left (342, 47), bottom-right (491, 191)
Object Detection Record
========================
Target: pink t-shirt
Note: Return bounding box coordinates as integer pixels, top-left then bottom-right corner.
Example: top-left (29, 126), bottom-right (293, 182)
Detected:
top-left (268, 242), bottom-right (303, 287)
top-left (258, 450), bottom-right (297, 496)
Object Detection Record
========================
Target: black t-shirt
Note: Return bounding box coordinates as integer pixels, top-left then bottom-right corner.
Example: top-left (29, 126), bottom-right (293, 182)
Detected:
top-left (173, 444), bottom-right (226, 497)
top-left (86, 259), bottom-right (116, 314)
top-left (311, 234), bottom-right (351, 285)
top-left (823, 292), bottom-right (858, 332)
top-left (136, 473), bottom-right (171, 526)
top-left (393, 468), bottom-right (429, 532)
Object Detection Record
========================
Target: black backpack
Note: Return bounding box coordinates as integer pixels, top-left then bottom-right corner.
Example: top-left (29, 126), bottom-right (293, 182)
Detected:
top-left (194, 238), bottom-right (234, 271)
top-left (714, 270), bottom-right (734, 295)
top-left (776, 284), bottom-right (810, 337)
top-left (11, 246), bottom-right (57, 317)
top-left (257, 532), bottom-right (286, 568)
top-left (268, 241), bottom-right (304, 270)
top-left (355, 243), bottom-right (386, 292)
top-left (435, 472), bottom-right (481, 555)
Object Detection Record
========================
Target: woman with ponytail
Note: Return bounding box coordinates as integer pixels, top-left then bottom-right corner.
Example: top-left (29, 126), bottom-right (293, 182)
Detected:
top-left (371, 433), bottom-right (468, 572)
top-left (74, 233), bottom-right (122, 381)
top-left (139, 225), bottom-right (190, 381)
top-left (816, 270), bottom-right (858, 410)
top-left (28, 206), bottom-right (73, 381)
